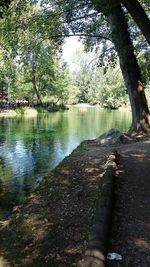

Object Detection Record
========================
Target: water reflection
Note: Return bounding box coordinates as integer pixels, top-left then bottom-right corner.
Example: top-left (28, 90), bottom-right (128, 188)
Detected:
top-left (0, 107), bottom-right (131, 201)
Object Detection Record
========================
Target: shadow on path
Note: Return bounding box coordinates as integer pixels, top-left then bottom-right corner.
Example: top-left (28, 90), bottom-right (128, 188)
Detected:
top-left (108, 141), bottom-right (150, 267)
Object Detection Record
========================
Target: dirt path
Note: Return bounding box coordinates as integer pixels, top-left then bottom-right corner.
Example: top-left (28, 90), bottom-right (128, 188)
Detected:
top-left (108, 141), bottom-right (150, 267)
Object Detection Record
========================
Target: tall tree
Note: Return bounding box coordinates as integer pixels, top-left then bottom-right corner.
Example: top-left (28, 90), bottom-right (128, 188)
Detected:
top-left (2, 0), bottom-right (150, 131)
top-left (58, 0), bottom-right (150, 132)
top-left (108, 4), bottom-right (150, 132)
top-left (1, 1), bottom-right (69, 105)
top-left (97, 0), bottom-right (150, 46)
top-left (92, 0), bottom-right (150, 132)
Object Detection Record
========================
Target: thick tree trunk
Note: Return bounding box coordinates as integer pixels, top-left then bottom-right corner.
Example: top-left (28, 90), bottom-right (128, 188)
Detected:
top-left (121, 0), bottom-right (150, 45)
top-left (95, 3), bottom-right (150, 132)
top-left (92, 1), bottom-right (150, 132)
top-left (107, 4), bottom-right (150, 132)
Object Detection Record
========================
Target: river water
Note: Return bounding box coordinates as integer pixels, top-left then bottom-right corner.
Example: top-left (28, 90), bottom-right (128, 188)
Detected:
top-left (0, 106), bottom-right (131, 202)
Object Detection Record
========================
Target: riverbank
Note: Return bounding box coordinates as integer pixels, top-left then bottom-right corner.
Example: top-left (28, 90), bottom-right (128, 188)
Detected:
top-left (0, 132), bottom-right (149, 267)
top-left (0, 104), bottom-right (131, 118)
top-left (0, 108), bottom-right (38, 118)
top-left (0, 109), bottom-right (17, 117)
top-left (0, 104), bottom-right (68, 118)
top-left (0, 140), bottom-right (114, 267)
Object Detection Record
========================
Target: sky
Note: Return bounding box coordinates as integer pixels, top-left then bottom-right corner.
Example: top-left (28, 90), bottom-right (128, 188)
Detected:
top-left (62, 37), bottom-right (83, 63)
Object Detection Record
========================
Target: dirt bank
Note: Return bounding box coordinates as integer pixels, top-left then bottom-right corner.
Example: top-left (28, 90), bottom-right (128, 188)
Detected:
top-left (0, 141), bottom-right (115, 267)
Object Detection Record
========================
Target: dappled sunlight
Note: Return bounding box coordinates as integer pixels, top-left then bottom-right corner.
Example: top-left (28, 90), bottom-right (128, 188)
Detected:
top-left (1, 0), bottom-right (150, 267)
top-left (108, 141), bottom-right (150, 266)
top-left (0, 141), bottom-right (112, 267)
top-left (85, 167), bottom-right (100, 173)
top-left (0, 256), bottom-right (12, 267)
top-left (130, 153), bottom-right (147, 158)
top-left (59, 169), bottom-right (70, 175)
top-left (120, 151), bottom-right (150, 165)
top-left (0, 206), bottom-right (57, 266)
top-left (134, 239), bottom-right (150, 250)
top-left (0, 219), bottom-right (9, 229)
top-left (64, 245), bottom-right (83, 255)
top-left (1, 137), bottom-right (150, 266)
top-left (115, 167), bottom-right (124, 176)
top-left (60, 179), bottom-right (71, 187)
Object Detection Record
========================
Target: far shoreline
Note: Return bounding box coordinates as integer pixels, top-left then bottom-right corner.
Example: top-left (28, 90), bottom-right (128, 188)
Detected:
top-left (0, 104), bottom-right (131, 118)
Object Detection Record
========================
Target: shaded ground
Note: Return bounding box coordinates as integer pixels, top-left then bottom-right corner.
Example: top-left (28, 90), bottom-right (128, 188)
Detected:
top-left (0, 141), bottom-right (113, 267)
top-left (108, 140), bottom-right (150, 267)
top-left (0, 137), bottom-right (150, 267)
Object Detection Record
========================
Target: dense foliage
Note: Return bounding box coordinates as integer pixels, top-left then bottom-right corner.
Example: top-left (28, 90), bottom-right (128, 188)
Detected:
top-left (0, 1), bottom-right (69, 108)
top-left (68, 49), bottom-right (127, 108)
top-left (0, 0), bottom-right (150, 114)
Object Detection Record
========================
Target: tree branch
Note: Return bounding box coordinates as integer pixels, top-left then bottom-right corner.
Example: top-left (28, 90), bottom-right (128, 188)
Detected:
top-left (66, 11), bottom-right (99, 23)
top-left (50, 33), bottom-right (112, 42)
top-left (121, 0), bottom-right (150, 45)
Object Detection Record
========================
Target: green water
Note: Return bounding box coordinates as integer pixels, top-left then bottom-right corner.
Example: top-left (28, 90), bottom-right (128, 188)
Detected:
top-left (0, 106), bottom-right (131, 205)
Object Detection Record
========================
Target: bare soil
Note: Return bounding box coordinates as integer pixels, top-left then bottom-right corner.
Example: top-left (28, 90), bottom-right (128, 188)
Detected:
top-left (0, 137), bottom-right (150, 267)
top-left (0, 141), bottom-right (113, 267)
top-left (108, 140), bottom-right (150, 267)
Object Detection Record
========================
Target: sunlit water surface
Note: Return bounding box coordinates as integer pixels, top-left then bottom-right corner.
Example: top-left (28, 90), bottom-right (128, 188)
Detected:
top-left (0, 106), bottom-right (131, 201)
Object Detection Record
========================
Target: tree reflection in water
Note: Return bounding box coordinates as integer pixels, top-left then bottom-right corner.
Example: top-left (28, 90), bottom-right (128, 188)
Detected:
top-left (0, 107), bottom-right (131, 208)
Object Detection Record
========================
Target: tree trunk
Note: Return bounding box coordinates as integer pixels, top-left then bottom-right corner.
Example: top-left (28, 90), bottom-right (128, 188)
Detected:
top-left (95, 1), bottom-right (150, 132)
top-left (92, 1), bottom-right (150, 132)
top-left (107, 5), bottom-right (150, 132)
top-left (106, 4), bottom-right (150, 132)
top-left (32, 74), bottom-right (43, 106)
top-left (121, 0), bottom-right (150, 45)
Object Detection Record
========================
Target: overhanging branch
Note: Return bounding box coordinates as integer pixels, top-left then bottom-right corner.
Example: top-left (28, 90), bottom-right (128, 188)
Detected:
top-left (66, 11), bottom-right (99, 23)
top-left (49, 33), bottom-right (112, 42)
